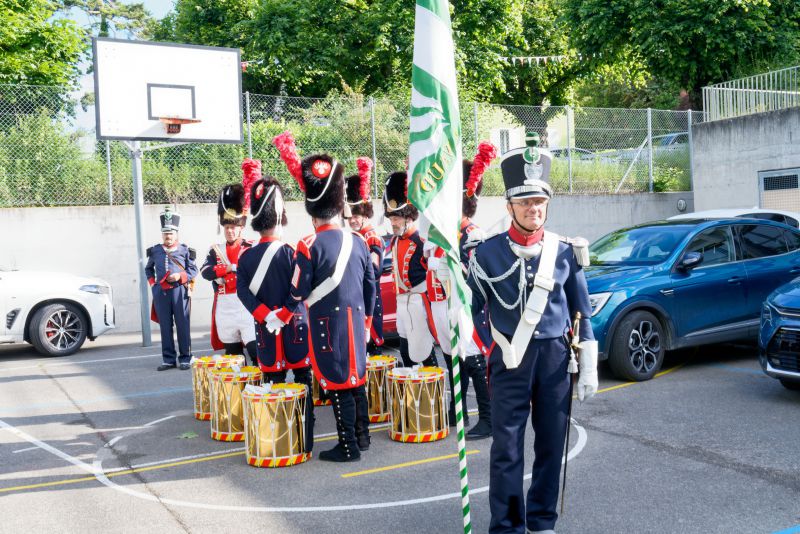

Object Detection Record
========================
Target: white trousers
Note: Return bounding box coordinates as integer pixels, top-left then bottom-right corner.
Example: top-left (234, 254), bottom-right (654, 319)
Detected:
top-left (395, 292), bottom-right (434, 363)
top-left (215, 293), bottom-right (256, 344)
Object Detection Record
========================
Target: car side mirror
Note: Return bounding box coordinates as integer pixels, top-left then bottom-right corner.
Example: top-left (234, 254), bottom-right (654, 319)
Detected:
top-left (678, 251), bottom-right (703, 271)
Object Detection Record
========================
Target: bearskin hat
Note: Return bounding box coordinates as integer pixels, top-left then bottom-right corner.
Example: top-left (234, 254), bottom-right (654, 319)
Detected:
top-left (383, 171), bottom-right (418, 221)
top-left (218, 184), bottom-right (247, 226)
top-left (273, 131), bottom-right (345, 220)
top-left (345, 157), bottom-right (374, 219)
top-left (462, 141), bottom-right (497, 218)
top-left (249, 176), bottom-right (288, 232)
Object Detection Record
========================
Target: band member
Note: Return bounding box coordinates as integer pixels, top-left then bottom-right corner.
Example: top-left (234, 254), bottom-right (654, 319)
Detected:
top-left (455, 141), bottom-right (498, 440)
top-left (466, 133), bottom-right (598, 533)
top-left (236, 168), bottom-right (314, 452)
top-left (200, 160), bottom-right (258, 364)
top-left (345, 157), bottom-right (385, 355)
top-left (146, 208), bottom-right (197, 371)
top-left (383, 170), bottom-right (437, 368)
top-left (269, 132), bottom-right (375, 461)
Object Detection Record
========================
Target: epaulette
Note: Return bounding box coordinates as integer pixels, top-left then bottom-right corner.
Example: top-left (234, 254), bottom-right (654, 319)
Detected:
top-left (145, 246), bottom-right (153, 257)
top-left (296, 235), bottom-right (315, 260)
top-left (463, 226), bottom-right (490, 252)
top-left (560, 235), bottom-right (590, 267)
top-left (188, 247), bottom-right (197, 260)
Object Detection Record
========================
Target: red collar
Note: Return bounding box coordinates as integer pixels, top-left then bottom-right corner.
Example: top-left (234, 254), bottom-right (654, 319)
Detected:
top-left (358, 225), bottom-right (373, 235)
top-left (258, 236), bottom-right (279, 244)
top-left (400, 226), bottom-right (417, 239)
top-left (226, 239), bottom-right (242, 248)
top-left (508, 224), bottom-right (544, 246)
top-left (460, 217), bottom-right (471, 231)
top-left (315, 223), bottom-right (339, 234)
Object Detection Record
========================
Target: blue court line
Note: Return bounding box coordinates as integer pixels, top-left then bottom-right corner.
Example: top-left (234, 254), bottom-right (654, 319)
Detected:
top-left (774, 525), bottom-right (800, 534)
top-left (0, 387), bottom-right (192, 414)
top-left (708, 363), bottom-right (766, 376)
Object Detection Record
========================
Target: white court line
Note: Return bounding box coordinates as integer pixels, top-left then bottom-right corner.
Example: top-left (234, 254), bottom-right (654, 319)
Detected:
top-left (12, 446), bottom-right (40, 454)
top-left (143, 415), bottom-right (176, 427)
top-left (0, 346), bottom-right (213, 373)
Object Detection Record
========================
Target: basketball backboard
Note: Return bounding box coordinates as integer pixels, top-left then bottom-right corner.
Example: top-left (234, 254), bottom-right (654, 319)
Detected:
top-left (93, 38), bottom-right (243, 143)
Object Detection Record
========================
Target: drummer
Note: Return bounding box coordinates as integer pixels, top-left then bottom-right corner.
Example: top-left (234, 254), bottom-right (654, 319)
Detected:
top-left (236, 167), bottom-right (314, 453)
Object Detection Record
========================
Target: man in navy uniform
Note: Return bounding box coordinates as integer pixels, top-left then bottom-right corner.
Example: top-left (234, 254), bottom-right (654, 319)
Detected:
top-left (146, 208), bottom-right (198, 371)
top-left (269, 131), bottom-right (375, 461)
top-left (200, 161), bottom-right (257, 364)
top-left (345, 157), bottom-right (385, 356)
top-left (466, 133), bottom-right (598, 534)
top-left (236, 169), bottom-right (314, 453)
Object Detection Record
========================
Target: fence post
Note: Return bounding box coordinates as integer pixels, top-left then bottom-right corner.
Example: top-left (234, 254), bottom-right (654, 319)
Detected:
top-left (245, 91), bottom-right (253, 159)
top-left (647, 107), bottom-right (654, 192)
top-left (473, 102), bottom-right (479, 150)
top-left (105, 140), bottom-right (113, 205)
top-left (687, 109), bottom-right (694, 191)
top-left (566, 105), bottom-right (573, 193)
top-left (369, 96), bottom-right (378, 199)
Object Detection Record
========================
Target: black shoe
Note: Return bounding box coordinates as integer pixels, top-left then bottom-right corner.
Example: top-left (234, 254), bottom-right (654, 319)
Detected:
top-left (157, 363), bottom-right (176, 371)
top-left (357, 436), bottom-right (370, 451)
top-left (178, 363), bottom-right (191, 370)
top-left (465, 419), bottom-right (492, 441)
top-left (318, 443), bottom-right (361, 462)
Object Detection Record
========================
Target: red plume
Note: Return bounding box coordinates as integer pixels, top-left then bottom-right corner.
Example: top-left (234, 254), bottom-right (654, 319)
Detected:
top-left (356, 157), bottom-right (372, 201)
top-left (466, 141), bottom-right (498, 197)
top-left (241, 158), bottom-right (261, 212)
top-left (272, 131), bottom-right (305, 192)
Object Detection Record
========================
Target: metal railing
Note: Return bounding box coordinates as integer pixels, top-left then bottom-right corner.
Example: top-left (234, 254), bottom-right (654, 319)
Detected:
top-left (0, 84), bottom-right (702, 207)
top-left (703, 66), bottom-right (800, 122)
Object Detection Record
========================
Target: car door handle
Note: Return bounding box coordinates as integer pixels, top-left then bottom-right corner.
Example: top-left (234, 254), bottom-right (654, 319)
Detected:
top-left (727, 276), bottom-right (744, 284)
top-left (790, 267), bottom-right (800, 274)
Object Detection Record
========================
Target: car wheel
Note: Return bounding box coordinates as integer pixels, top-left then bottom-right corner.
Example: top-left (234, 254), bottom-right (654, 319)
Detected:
top-left (608, 310), bottom-right (665, 381)
top-left (779, 378), bottom-right (800, 391)
top-left (29, 303), bottom-right (88, 357)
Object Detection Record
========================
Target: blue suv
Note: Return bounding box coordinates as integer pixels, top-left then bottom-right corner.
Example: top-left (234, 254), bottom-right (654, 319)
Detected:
top-left (586, 218), bottom-right (800, 381)
top-left (759, 278), bottom-right (800, 391)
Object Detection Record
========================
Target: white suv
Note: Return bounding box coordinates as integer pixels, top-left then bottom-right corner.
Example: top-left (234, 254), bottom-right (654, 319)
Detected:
top-left (0, 270), bottom-right (115, 356)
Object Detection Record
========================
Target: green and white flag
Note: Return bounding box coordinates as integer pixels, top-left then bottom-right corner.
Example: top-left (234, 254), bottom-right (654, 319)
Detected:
top-left (408, 1), bottom-right (474, 532)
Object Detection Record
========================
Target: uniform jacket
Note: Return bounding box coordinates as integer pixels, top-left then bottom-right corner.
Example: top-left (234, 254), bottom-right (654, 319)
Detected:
top-left (391, 228), bottom-right (427, 294)
top-left (467, 227), bottom-right (594, 343)
top-left (236, 237), bottom-right (310, 372)
top-left (282, 224), bottom-right (376, 390)
top-left (145, 243), bottom-right (197, 323)
top-left (200, 239), bottom-right (254, 350)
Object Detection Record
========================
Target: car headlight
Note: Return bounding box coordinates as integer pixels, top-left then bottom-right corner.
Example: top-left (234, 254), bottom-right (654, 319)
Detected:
top-left (80, 284), bottom-right (110, 295)
top-left (762, 302), bottom-right (773, 325)
top-left (589, 292), bottom-right (612, 317)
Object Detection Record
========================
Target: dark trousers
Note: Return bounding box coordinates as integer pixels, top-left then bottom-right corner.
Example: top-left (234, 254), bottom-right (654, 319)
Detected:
top-left (223, 341), bottom-right (258, 367)
top-left (488, 337), bottom-right (571, 534)
top-left (153, 286), bottom-right (191, 364)
top-left (353, 384), bottom-right (370, 444)
top-left (329, 388), bottom-right (358, 457)
top-left (443, 353), bottom-right (469, 425)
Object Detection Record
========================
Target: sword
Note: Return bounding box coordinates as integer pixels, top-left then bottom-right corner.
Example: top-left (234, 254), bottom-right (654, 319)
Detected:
top-left (560, 311), bottom-right (581, 516)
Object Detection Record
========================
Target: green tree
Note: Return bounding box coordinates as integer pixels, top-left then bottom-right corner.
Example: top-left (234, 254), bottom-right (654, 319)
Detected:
top-left (564, 0), bottom-right (800, 107)
top-left (0, 0), bottom-right (84, 86)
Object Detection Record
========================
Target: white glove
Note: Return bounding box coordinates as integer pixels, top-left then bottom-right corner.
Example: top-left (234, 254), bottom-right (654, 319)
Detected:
top-left (436, 259), bottom-right (450, 282)
top-left (576, 340), bottom-right (599, 402)
top-left (427, 256), bottom-right (441, 271)
top-left (265, 309), bottom-right (286, 335)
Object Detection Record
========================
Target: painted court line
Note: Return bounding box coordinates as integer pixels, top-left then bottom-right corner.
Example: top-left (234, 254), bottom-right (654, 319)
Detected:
top-left (342, 450), bottom-right (481, 478)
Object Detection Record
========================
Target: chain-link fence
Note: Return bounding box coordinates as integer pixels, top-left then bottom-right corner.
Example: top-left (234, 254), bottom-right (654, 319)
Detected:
top-left (0, 83), bottom-right (703, 207)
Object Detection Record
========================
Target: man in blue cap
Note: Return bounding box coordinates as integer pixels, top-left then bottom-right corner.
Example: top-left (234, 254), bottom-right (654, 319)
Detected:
top-left (146, 207), bottom-right (198, 371)
top-left (466, 132), bottom-right (598, 534)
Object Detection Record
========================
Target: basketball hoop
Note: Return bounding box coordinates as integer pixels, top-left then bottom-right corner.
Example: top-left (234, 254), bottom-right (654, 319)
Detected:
top-left (159, 117), bottom-right (201, 134)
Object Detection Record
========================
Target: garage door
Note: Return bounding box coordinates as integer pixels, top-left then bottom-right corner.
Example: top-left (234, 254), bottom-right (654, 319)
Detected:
top-left (760, 168), bottom-right (800, 211)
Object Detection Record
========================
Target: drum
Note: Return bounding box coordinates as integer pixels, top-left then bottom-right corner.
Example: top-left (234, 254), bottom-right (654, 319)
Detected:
top-left (311, 373), bottom-right (331, 406)
top-left (366, 355), bottom-right (397, 423)
top-left (191, 354), bottom-right (246, 420)
top-left (209, 366), bottom-right (262, 441)
top-left (387, 366), bottom-right (449, 443)
top-left (242, 383), bottom-right (311, 468)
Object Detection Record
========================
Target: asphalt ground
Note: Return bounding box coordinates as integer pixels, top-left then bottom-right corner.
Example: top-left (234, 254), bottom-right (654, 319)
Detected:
top-left (0, 333), bottom-right (798, 534)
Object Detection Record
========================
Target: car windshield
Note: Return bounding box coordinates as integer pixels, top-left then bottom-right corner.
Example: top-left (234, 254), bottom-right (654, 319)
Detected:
top-left (590, 226), bottom-right (691, 265)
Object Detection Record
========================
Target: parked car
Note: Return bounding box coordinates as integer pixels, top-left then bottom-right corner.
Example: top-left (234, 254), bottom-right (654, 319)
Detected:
top-left (669, 208), bottom-right (800, 228)
top-left (0, 270), bottom-right (115, 356)
top-left (759, 278), bottom-right (800, 391)
top-left (587, 218), bottom-right (800, 381)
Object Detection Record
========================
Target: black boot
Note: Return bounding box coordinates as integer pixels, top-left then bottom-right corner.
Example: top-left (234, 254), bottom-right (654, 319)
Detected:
top-left (399, 338), bottom-right (413, 367)
top-left (223, 342), bottom-right (244, 359)
top-left (421, 347), bottom-right (438, 368)
top-left (319, 390), bottom-right (360, 462)
top-left (464, 354), bottom-right (492, 440)
top-left (354, 385), bottom-right (370, 451)
top-left (292, 367), bottom-right (315, 453)
top-left (245, 341), bottom-right (259, 368)
top-left (263, 370), bottom-right (287, 383)
top-left (443, 353), bottom-right (470, 428)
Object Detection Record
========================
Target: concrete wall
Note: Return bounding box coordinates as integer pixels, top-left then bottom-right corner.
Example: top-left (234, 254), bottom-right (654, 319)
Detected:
top-left (692, 107), bottom-right (800, 210)
top-left (1, 192), bottom-right (692, 333)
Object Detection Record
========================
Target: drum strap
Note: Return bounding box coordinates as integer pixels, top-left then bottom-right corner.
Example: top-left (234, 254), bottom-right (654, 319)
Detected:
top-left (306, 229), bottom-right (353, 307)
top-left (249, 240), bottom-right (283, 294)
top-left (213, 244), bottom-right (230, 266)
top-left (496, 231), bottom-right (559, 369)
